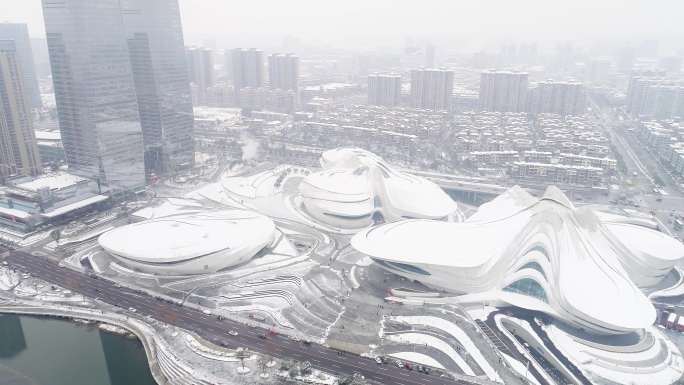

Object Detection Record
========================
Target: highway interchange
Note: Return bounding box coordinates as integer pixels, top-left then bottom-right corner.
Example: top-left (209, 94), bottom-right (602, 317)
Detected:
top-left (4, 250), bottom-right (480, 385)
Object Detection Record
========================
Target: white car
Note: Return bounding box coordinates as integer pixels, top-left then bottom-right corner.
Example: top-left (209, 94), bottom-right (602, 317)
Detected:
top-left (228, 330), bottom-right (238, 336)
top-left (128, 307), bottom-right (137, 313)
top-left (202, 309), bottom-right (212, 315)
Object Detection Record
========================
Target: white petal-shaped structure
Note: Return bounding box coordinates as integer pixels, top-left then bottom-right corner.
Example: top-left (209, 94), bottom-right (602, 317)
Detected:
top-left (99, 210), bottom-right (276, 275)
top-left (605, 222), bottom-right (684, 288)
top-left (299, 148), bottom-right (459, 229)
top-left (352, 186), bottom-right (684, 335)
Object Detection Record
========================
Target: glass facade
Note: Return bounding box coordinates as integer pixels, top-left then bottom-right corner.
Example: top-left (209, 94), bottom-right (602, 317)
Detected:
top-left (373, 259), bottom-right (431, 276)
top-left (0, 24), bottom-right (42, 109)
top-left (122, 0), bottom-right (194, 174)
top-left (518, 261), bottom-right (547, 280)
top-left (43, 0), bottom-right (145, 191)
top-left (0, 40), bottom-right (41, 178)
top-left (503, 278), bottom-right (548, 303)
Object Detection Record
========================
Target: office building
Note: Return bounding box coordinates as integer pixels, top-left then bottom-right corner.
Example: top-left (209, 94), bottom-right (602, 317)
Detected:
top-left (122, 0), bottom-right (194, 174)
top-left (0, 40), bottom-right (41, 179)
top-left (479, 70), bottom-right (528, 113)
top-left (230, 48), bottom-right (264, 94)
top-left (268, 53), bottom-right (299, 92)
top-left (42, 0), bottom-right (145, 190)
top-left (0, 171), bottom-right (109, 232)
top-left (0, 23), bottom-right (41, 109)
top-left (186, 46), bottom-right (214, 105)
top-left (367, 74), bottom-right (401, 107)
top-left (528, 80), bottom-right (586, 115)
top-left (409, 69), bottom-right (453, 111)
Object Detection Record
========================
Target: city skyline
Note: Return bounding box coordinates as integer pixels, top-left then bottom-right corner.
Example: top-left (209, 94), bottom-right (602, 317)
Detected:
top-left (2, 0), bottom-right (684, 51)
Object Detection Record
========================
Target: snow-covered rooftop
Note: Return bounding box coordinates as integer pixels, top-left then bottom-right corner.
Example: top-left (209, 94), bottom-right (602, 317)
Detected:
top-left (14, 172), bottom-right (88, 192)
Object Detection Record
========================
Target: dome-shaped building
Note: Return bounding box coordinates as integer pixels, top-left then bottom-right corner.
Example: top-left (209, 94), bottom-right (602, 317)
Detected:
top-left (299, 148), bottom-right (460, 229)
top-left (99, 210), bottom-right (276, 275)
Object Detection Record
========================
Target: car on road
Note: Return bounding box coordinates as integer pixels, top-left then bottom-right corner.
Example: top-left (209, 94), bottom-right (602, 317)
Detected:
top-left (128, 307), bottom-right (137, 313)
top-left (248, 313), bottom-right (266, 322)
top-left (228, 330), bottom-right (238, 336)
top-left (375, 356), bottom-right (383, 364)
top-left (258, 334), bottom-right (267, 340)
top-left (202, 309), bottom-right (212, 315)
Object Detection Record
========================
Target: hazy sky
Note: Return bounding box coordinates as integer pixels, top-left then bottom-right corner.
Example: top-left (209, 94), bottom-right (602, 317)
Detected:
top-left (2, 0), bottom-right (684, 50)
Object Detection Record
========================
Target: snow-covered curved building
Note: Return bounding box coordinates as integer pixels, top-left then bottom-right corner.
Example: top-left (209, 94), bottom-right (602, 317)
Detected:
top-left (299, 148), bottom-right (460, 229)
top-left (99, 210), bottom-right (276, 275)
top-left (352, 186), bottom-right (684, 335)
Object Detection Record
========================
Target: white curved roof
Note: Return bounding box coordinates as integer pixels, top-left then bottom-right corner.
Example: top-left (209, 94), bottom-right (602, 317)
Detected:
top-left (355, 219), bottom-right (511, 268)
top-left (299, 169), bottom-right (371, 202)
top-left (300, 148), bottom-right (459, 225)
top-left (381, 173), bottom-right (458, 218)
top-left (99, 210), bottom-right (276, 263)
top-left (352, 186), bottom-right (682, 334)
top-left (606, 223), bottom-right (684, 262)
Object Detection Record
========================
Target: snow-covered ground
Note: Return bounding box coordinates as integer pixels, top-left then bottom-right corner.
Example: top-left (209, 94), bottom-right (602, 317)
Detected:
top-left (494, 314), bottom-right (575, 385)
top-left (545, 323), bottom-right (684, 385)
top-left (392, 315), bottom-right (503, 382)
top-left (501, 353), bottom-right (541, 385)
top-left (0, 266), bottom-right (20, 290)
top-left (389, 351), bottom-right (446, 369)
top-left (385, 332), bottom-right (475, 375)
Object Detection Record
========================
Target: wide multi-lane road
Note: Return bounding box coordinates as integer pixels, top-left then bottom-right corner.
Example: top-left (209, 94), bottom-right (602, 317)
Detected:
top-left (4, 250), bottom-right (479, 385)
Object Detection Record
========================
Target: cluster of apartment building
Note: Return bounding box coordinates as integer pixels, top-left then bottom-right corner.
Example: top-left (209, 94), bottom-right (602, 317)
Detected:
top-left (366, 69), bottom-right (587, 115)
top-left (253, 104), bottom-right (454, 168)
top-left (302, 104), bottom-right (450, 138)
top-left (460, 113), bottom-right (615, 187)
top-left (366, 69), bottom-right (454, 111)
top-left (637, 121), bottom-right (684, 177)
top-left (239, 102), bottom-right (612, 188)
top-left (479, 70), bottom-right (587, 115)
top-left (533, 114), bottom-right (611, 157)
top-left (451, 112), bottom-right (531, 154)
top-left (188, 47), bottom-right (300, 113)
top-left (626, 76), bottom-right (684, 120)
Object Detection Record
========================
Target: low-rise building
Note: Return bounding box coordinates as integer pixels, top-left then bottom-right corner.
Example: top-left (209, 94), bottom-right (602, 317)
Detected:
top-left (509, 161), bottom-right (603, 186)
top-left (0, 172), bottom-right (109, 232)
